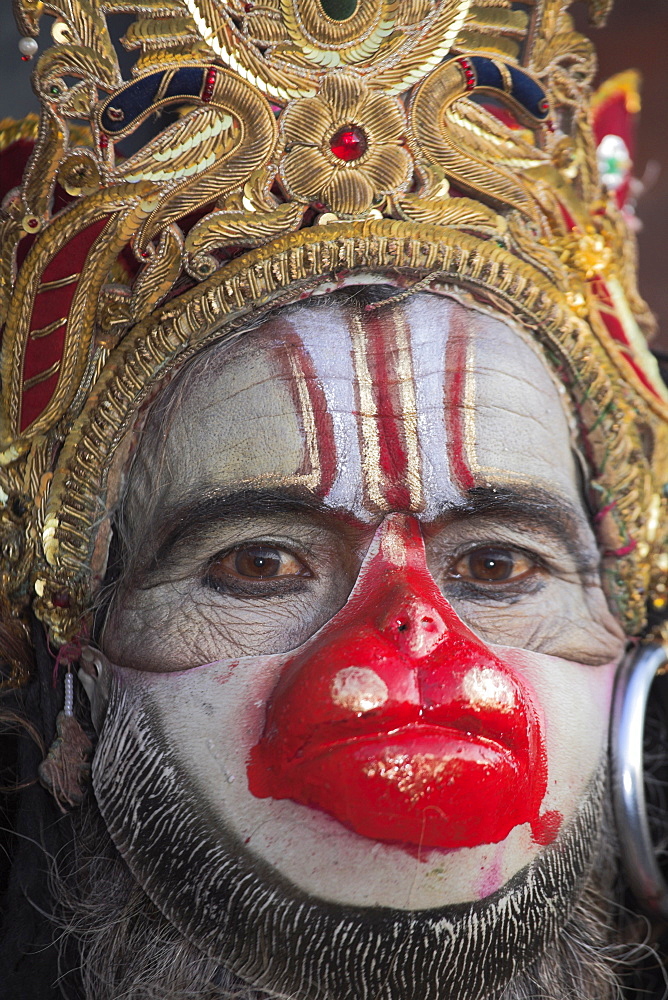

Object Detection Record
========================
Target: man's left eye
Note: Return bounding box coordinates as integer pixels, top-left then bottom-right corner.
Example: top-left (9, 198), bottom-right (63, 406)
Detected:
top-left (206, 544), bottom-right (311, 587)
top-left (453, 546), bottom-right (536, 584)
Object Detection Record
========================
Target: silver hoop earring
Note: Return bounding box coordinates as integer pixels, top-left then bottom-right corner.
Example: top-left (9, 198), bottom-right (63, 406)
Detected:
top-left (611, 642), bottom-right (668, 919)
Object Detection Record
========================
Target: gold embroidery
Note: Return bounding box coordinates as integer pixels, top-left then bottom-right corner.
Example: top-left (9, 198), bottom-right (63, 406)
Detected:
top-left (23, 361), bottom-right (60, 391)
top-left (37, 274), bottom-right (80, 292)
top-left (30, 318), bottom-right (67, 340)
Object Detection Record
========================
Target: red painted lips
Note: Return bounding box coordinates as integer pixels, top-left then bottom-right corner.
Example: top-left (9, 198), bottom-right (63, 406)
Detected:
top-left (248, 515), bottom-right (552, 851)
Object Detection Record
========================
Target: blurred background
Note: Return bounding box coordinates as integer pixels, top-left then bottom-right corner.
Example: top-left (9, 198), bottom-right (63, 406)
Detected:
top-left (1, 1), bottom-right (667, 346)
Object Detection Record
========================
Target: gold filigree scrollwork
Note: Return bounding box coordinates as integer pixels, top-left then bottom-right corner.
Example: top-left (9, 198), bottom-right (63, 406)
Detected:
top-left (14, 0), bottom-right (121, 88)
top-left (131, 225), bottom-right (185, 324)
top-left (1, 182), bottom-right (160, 451)
top-left (409, 58), bottom-right (547, 220)
top-left (531, 8), bottom-right (598, 202)
top-left (456, 4), bottom-right (529, 60)
top-left (186, 203), bottom-right (306, 276)
top-left (180, 0), bottom-right (481, 99)
top-left (107, 66), bottom-right (277, 250)
top-left (181, 0), bottom-right (313, 100)
top-left (280, 0), bottom-right (398, 67)
top-left (396, 193), bottom-right (505, 239)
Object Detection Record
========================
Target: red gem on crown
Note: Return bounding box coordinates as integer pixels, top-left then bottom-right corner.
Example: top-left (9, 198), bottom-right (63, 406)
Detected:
top-left (202, 68), bottom-right (217, 103)
top-left (457, 57), bottom-right (476, 91)
top-left (330, 124), bottom-right (367, 162)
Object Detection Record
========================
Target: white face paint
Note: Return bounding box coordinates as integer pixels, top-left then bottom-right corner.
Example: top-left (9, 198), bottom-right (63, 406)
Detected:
top-left (106, 294), bottom-right (622, 668)
top-left (88, 293), bottom-right (626, 999)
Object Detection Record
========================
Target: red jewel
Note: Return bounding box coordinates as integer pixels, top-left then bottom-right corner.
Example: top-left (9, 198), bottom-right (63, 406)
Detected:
top-left (457, 57), bottom-right (476, 91)
top-left (99, 133), bottom-right (109, 151)
top-left (21, 55), bottom-right (30, 62)
top-left (330, 124), bottom-right (367, 162)
top-left (52, 592), bottom-right (71, 609)
top-left (202, 67), bottom-right (217, 103)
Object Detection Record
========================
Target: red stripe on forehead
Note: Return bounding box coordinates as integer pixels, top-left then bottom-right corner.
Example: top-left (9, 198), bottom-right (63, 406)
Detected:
top-left (349, 307), bottom-right (423, 512)
top-left (366, 309), bottom-right (411, 509)
top-left (444, 309), bottom-right (475, 492)
top-left (267, 318), bottom-right (337, 497)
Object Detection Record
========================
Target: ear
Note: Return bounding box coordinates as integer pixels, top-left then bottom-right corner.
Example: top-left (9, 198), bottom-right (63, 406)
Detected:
top-left (78, 646), bottom-right (113, 731)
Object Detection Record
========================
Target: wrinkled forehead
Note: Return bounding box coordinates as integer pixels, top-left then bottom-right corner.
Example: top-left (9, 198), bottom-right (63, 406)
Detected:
top-left (154, 294), bottom-right (580, 519)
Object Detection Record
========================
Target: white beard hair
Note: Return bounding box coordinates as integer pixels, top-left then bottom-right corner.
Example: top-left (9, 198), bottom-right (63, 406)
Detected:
top-left (48, 788), bottom-right (661, 1000)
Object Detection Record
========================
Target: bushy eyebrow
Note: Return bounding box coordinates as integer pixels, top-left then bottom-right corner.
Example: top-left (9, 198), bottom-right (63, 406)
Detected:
top-left (445, 485), bottom-right (585, 533)
top-left (148, 481), bottom-right (597, 573)
top-left (436, 485), bottom-right (599, 575)
top-left (152, 486), bottom-right (334, 562)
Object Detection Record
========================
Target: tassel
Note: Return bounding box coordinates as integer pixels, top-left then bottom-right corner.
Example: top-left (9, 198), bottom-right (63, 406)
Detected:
top-left (38, 672), bottom-right (92, 811)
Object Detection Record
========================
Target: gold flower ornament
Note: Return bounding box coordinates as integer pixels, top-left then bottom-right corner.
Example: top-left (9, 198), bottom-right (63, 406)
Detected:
top-left (279, 74), bottom-right (412, 217)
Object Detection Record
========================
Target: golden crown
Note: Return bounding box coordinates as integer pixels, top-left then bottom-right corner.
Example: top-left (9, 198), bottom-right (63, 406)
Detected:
top-left (1, 0), bottom-right (668, 652)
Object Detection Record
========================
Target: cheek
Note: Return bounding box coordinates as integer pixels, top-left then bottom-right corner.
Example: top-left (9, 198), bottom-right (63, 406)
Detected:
top-left (105, 569), bottom-right (354, 670)
top-left (503, 646), bottom-right (617, 811)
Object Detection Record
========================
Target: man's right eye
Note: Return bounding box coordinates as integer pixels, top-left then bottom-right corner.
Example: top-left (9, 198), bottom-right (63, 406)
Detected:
top-left (205, 544), bottom-right (312, 589)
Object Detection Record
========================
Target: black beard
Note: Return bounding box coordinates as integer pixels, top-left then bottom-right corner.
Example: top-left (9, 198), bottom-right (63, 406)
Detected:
top-left (88, 679), bottom-right (619, 1000)
top-left (56, 793), bottom-right (636, 1000)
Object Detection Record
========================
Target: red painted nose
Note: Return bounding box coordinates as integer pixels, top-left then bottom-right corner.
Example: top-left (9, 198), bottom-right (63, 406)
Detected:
top-left (248, 515), bottom-right (549, 851)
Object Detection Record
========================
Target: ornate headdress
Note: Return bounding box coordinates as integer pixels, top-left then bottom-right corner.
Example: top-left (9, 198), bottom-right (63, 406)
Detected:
top-left (1, 0), bottom-right (667, 654)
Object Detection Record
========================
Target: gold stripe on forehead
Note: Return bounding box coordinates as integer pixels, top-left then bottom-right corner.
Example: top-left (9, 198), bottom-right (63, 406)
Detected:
top-left (462, 333), bottom-right (479, 480)
top-left (459, 324), bottom-right (555, 489)
top-left (349, 312), bottom-right (383, 509)
top-left (284, 343), bottom-right (322, 492)
top-left (393, 307), bottom-right (424, 511)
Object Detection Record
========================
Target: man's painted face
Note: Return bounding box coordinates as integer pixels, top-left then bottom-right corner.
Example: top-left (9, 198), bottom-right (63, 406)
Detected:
top-left (88, 293), bottom-right (626, 1000)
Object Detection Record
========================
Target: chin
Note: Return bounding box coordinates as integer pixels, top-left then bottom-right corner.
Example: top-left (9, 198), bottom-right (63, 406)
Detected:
top-left (92, 678), bottom-right (610, 1000)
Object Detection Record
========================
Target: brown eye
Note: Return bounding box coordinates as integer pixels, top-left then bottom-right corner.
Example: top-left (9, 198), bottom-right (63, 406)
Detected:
top-left (207, 544), bottom-right (310, 586)
top-left (235, 546), bottom-right (281, 578)
top-left (454, 547), bottom-right (534, 584)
